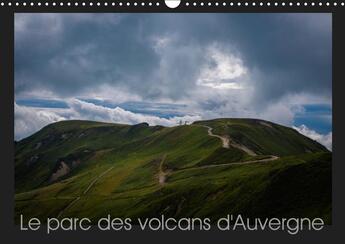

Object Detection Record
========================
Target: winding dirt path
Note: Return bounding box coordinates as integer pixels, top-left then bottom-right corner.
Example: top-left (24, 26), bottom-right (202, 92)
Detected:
top-left (203, 125), bottom-right (230, 148)
top-left (57, 166), bottom-right (114, 218)
top-left (201, 125), bottom-right (257, 156)
top-left (158, 155), bottom-right (167, 185)
top-left (157, 155), bottom-right (279, 185)
top-left (157, 125), bottom-right (279, 185)
top-left (179, 155), bottom-right (279, 172)
top-left (83, 166), bottom-right (114, 194)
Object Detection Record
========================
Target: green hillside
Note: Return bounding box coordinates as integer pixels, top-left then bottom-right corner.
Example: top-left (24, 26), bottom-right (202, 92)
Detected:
top-left (15, 119), bottom-right (331, 224)
top-left (194, 118), bottom-right (328, 156)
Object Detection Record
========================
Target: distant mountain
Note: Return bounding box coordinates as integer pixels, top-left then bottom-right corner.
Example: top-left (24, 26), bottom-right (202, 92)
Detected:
top-left (15, 119), bottom-right (331, 224)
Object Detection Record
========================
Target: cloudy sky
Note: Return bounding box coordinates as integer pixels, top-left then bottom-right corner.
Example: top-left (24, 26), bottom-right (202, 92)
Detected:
top-left (14, 13), bottom-right (332, 149)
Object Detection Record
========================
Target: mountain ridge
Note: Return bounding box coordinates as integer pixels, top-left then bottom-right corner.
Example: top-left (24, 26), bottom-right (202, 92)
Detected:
top-left (15, 118), bottom-right (331, 224)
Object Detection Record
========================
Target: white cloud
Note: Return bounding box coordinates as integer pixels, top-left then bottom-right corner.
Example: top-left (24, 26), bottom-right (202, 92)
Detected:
top-left (15, 103), bottom-right (65, 140)
top-left (259, 102), bottom-right (297, 126)
top-left (293, 124), bottom-right (332, 150)
top-left (14, 100), bottom-right (202, 140)
top-left (197, 44), bottom-right (247, 89)
top-left (68, 99), bottom-right (201, 126)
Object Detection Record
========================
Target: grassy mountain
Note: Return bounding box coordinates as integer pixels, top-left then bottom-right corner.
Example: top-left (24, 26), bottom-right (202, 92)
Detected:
top-left (15, 119), bottom-right (331, 224)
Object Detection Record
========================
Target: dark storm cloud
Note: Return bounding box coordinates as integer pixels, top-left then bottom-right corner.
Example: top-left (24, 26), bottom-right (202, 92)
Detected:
top-left (15, 14), bottom-right (160, 97)
top-left (227, 14), bottom-right (332, 106)
top-left (15, 13), bottom-right (331, 104)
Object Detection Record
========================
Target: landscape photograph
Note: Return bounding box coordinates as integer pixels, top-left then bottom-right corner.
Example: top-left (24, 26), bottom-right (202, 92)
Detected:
top-left (14, 13), bottom-right (332, 224)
